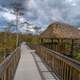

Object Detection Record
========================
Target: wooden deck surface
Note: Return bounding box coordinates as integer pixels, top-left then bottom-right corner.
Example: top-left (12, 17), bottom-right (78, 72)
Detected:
top-left (14, 43), bottom-right (57, 80)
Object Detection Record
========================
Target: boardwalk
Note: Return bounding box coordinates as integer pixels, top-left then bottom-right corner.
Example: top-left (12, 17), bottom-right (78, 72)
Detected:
top-left (14, 44), bottom-right (42, 80)
top-left (14, 43), bottom-right (57, 80)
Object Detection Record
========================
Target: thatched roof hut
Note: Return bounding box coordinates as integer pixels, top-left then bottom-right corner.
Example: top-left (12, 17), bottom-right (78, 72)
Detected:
top-left (40, 22), bottom-right (80, 56)
top-left (40, 22), bottom-right (80, 39)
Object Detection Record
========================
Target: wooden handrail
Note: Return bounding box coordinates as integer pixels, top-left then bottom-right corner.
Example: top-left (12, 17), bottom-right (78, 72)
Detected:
top-left (47, 48), bottom-right (80, 71)
top-left (0, 47), bottom-right (21, 80)
top-left (30, 44), bottom-right (80, 80)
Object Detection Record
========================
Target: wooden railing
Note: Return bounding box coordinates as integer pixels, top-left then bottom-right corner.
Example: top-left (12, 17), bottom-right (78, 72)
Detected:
top-left (30, 44), bottom-right (80, 80)
top-left (0, 47), bottom-right (21, 80)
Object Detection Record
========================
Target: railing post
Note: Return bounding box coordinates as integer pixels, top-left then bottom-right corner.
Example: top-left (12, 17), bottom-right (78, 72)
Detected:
top-left (6, 68), bottom-right (9, 80)
top-left (79, 73), bottom-right (80, 80)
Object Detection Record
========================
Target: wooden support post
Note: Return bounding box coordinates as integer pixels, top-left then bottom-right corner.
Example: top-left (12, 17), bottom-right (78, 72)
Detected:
top-left (51, 38), bottom-right (53, 49)
top-left (57, 39), bottom-right (59, 51)
top-left (40, 38), bottom-right (43, 45)
top-left (70, 39), bottom-right (74, 57)
top-left (59, 39), bottom-right (64, 53)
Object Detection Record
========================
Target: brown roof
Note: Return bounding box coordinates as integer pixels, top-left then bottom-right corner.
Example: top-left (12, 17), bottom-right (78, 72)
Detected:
top-left (40, 22), bottom-right (80, 39)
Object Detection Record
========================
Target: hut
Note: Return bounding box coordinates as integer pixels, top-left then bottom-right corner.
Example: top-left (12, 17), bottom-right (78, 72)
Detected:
top-left (40, 22), bottom-right (80, 57)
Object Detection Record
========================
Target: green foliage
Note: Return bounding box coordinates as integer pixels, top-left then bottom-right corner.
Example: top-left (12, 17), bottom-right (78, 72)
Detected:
top-left (0, 32), bottom-right (17, 62)
top-left (75, 53), bottom-right (80, 61)
top-left (73, 49), bottom-right (80, 61)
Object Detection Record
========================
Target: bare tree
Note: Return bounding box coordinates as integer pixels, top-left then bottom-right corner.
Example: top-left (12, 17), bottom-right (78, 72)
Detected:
top-left (10, 1), bottom-right (25, 47)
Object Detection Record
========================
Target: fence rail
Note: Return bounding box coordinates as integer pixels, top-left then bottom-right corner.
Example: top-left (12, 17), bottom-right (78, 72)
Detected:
top-left (29, 44), bottom-right (80, 80)
top-left (0, 47), bottom-right (21, 80)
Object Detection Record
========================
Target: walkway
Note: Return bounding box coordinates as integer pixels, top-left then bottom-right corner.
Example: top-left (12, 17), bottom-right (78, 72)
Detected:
top-left (14, 43), bottom-right (57, 80)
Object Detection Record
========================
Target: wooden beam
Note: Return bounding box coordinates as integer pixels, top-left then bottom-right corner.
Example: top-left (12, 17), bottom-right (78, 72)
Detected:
top-left (70, 39), bottom-right (74, 57)
top-left (40, 38), bottom-right (43, 45)
top-left (51, 38), bottom-right (53, 49)
top-left (59, 39), bottom-right (64, 53)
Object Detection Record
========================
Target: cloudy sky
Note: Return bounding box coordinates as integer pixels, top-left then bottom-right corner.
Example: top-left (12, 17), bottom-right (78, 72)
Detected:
top-left (0, 0), bottom-right (80, 33)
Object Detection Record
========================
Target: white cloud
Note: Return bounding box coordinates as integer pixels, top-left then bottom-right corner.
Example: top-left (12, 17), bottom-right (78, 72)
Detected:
top-left (2, 12), bottom-right (15, 21)
top-left (25, 0), bottom-right (80, 27)
top-left (0, 7), bottom-right (16, 21)
top-left (0, 0), bottom-right (80, 33)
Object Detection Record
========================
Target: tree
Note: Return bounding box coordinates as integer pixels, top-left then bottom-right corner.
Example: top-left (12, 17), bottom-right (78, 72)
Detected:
top-left (10, 1), bottom-right (26, 47)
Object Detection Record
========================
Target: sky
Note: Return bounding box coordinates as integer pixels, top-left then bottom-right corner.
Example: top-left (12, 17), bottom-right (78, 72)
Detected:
top-left (0, 0), bottom-right (80, 33)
